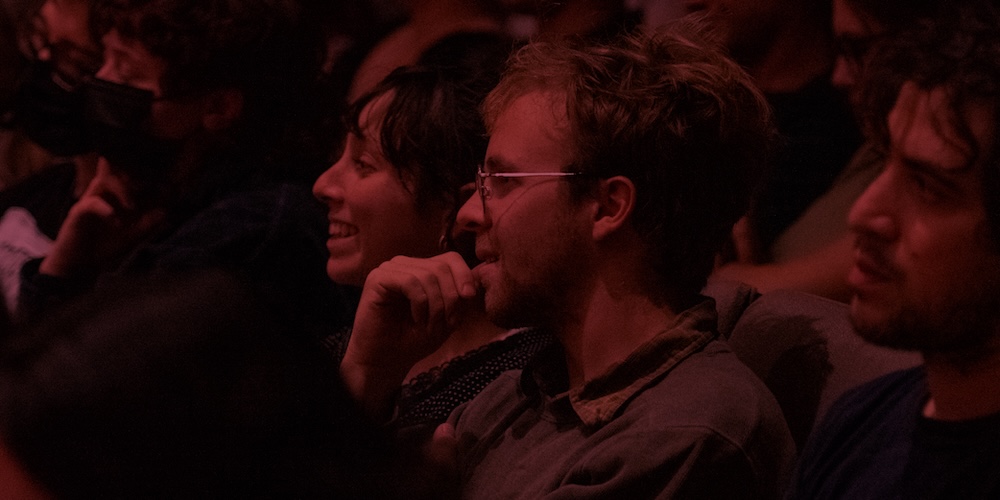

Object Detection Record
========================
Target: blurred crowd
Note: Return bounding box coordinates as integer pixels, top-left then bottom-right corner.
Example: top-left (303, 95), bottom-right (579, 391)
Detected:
top-left (0, 0), bottom-right (998, 498)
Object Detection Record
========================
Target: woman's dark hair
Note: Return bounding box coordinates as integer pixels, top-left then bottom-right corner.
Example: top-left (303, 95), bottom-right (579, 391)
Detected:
top-left (346, 59), bottom-right (506, 224)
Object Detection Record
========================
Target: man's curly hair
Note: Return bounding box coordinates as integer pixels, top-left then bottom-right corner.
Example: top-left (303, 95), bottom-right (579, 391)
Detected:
top-left (484, 22), bottom-right (777, 305)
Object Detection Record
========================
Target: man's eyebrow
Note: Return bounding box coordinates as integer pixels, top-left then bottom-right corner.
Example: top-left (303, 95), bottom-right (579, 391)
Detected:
top-left (483, 156), bottom-right (518, 174)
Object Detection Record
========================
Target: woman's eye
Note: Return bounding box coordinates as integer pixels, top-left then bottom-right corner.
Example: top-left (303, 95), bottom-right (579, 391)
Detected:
top-left (353, 158), bottom-right (376, 176)
top-left (907, 172), bottom-right (945, 203)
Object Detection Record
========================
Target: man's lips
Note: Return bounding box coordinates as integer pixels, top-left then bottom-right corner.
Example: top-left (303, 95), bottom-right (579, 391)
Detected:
top-left (474, 239), bottom-right (498, 265)
top-left (475, 252), bottom-right (498, 264)
top-left (472, 247), bottom-right (498, 286)
top-left (849, 248), bottom-right (897, 288)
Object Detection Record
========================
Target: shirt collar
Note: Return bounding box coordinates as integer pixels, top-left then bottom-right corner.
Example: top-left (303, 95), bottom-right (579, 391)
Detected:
top-left (521, 298), bottom-right (718, 427)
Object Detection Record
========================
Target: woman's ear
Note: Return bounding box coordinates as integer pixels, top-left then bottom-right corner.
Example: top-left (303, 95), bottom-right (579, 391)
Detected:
top-left (592, 175), bottom-right (636, 241)
top-left (201, 88), bottom-right (244, 132)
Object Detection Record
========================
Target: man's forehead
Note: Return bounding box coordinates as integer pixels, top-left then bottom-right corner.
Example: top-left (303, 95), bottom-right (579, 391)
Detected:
top-left (485, 90), bottom-right (574, 172)
top-left (489, 89), bottom-right (568, 130)
top-left (888, 81), bottom-right (997, 172)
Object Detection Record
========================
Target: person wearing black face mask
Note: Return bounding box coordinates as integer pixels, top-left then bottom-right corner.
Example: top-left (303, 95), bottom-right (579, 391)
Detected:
top-left (0, 0), bottom-right (103, 319)
top-left (3, 0), bottom-right (103, 168)
top-left (13, 0), bottom-right (353, 359)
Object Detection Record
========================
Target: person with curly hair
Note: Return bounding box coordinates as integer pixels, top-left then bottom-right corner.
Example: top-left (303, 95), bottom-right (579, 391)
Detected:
top-left (789, 3), bottom-right (1000, 497)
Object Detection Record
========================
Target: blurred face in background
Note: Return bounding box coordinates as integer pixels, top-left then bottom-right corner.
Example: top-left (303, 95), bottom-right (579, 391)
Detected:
top-left (33, 0), bottom-right (102, 82)
top-left (638, 0), bottom-right (688, 28)
top-left (831, 0), bottom-right (885, 112)
top-left (678, 0), bottom-right (787, 64)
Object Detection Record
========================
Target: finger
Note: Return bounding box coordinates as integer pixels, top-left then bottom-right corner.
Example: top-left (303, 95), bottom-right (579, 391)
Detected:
top-left (71, 195), bottom-right (117, 222)
top-left (400, 268), bottom-right (441, 333)
top-left (366, 265), bottom-right (432, 328)
top-left (89, 158), bottom-right (138, 212)
top-left (426, 423), bottom-right (459, 477)
top-left (383, 255), bottom-right (471, 329)
top-left (423, 253), bottom-right (476, 328)
top-left (434, 252), bottom-right (478, 298)
top-left (403, 257), bottom-right (462, 329)
top-left (125, 208), bottom-right (167, 243)
top-left (373, 263), bottom-right (457, 342)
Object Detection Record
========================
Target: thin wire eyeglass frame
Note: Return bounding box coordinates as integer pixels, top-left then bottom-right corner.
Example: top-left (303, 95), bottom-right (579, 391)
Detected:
top-left (475, 164), bottom-right (588, 216)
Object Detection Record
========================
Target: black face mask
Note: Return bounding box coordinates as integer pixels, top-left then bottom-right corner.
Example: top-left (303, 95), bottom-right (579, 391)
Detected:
top-left (11, 61), bottom-right (91, 156)
top-left (83, 78), bottom-right (182, 184)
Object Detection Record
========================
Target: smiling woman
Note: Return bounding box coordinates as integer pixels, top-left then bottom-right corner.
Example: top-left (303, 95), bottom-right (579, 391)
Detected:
top-left (316, 63), bottom-right (507, 285)
top-left (314, 87), bottom-right (452, 286)
top-left (315, 65), bottom-right (554, 437)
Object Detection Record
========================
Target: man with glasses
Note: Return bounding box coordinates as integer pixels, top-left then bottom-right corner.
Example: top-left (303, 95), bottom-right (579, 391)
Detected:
top-left (341, 25), bottom-right (795, 498)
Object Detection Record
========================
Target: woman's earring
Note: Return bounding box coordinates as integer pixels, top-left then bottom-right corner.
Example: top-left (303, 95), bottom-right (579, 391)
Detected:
top-left (439, 234), bottom-right (450, 252)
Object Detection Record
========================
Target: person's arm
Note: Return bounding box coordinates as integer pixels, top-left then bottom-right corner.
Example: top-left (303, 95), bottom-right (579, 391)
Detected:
top-left (712, 233), bottom-right (855, 302)
top-left (38, 160), bottom-right (164, 279)
top-left (340, 252), bottom-right (478, 420)
top-left (16, 161), bottom-right (164, 323)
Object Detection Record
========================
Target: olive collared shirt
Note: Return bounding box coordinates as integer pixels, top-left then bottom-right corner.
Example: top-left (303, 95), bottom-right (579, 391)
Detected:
top-left (451, 298), bottom-right (795, 499)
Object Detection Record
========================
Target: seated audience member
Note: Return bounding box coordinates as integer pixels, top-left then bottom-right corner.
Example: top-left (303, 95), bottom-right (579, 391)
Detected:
top-left (0, 270), bottom-right (391, 498)
top-left (674, 0), bottom-right (861, 260)
top-left (0, 0), bottom-right (103, 314)
top-left (314, 65), bottom-right (552, 435)
top-left (15, 0), bottom-right (351, 344)
top-left (787, 3), bottom-right (1000, 497)
top-left (711, 0), bottom-right (944, 301)
top-left (342, 26), bottom-right (795, 498)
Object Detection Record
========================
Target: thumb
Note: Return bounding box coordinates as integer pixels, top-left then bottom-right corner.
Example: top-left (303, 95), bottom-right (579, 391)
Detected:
top-left (407, 423), bottom-right (461, 500)
top-left (427, 422), bottom-right (458, 470)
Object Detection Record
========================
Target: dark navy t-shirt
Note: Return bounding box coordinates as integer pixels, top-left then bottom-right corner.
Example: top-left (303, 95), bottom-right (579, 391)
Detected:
top-left (788, 366), bottom-right (1000, 499)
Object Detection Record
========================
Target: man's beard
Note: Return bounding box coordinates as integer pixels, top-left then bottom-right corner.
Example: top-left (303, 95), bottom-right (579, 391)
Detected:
top-left (485, 258), bottom-right (579, 331)
top-left (483, 230), bottom-right (589, 331)
top-left (852, 289), bottom-right (1000, 362)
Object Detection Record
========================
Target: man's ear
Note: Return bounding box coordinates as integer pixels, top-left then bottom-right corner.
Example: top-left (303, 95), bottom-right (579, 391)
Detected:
top-left (592, 175), bottom-right (636, 241)
top-left (201, 88), bottom-right (244, 132)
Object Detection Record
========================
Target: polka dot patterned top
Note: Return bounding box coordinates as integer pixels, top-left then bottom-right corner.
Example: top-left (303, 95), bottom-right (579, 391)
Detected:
top-left (395, 327), bottom-right (554, 430)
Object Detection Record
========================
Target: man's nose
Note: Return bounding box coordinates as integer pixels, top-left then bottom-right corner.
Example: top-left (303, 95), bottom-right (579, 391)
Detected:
top-left (848, 166), bottom-right (899, 243)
